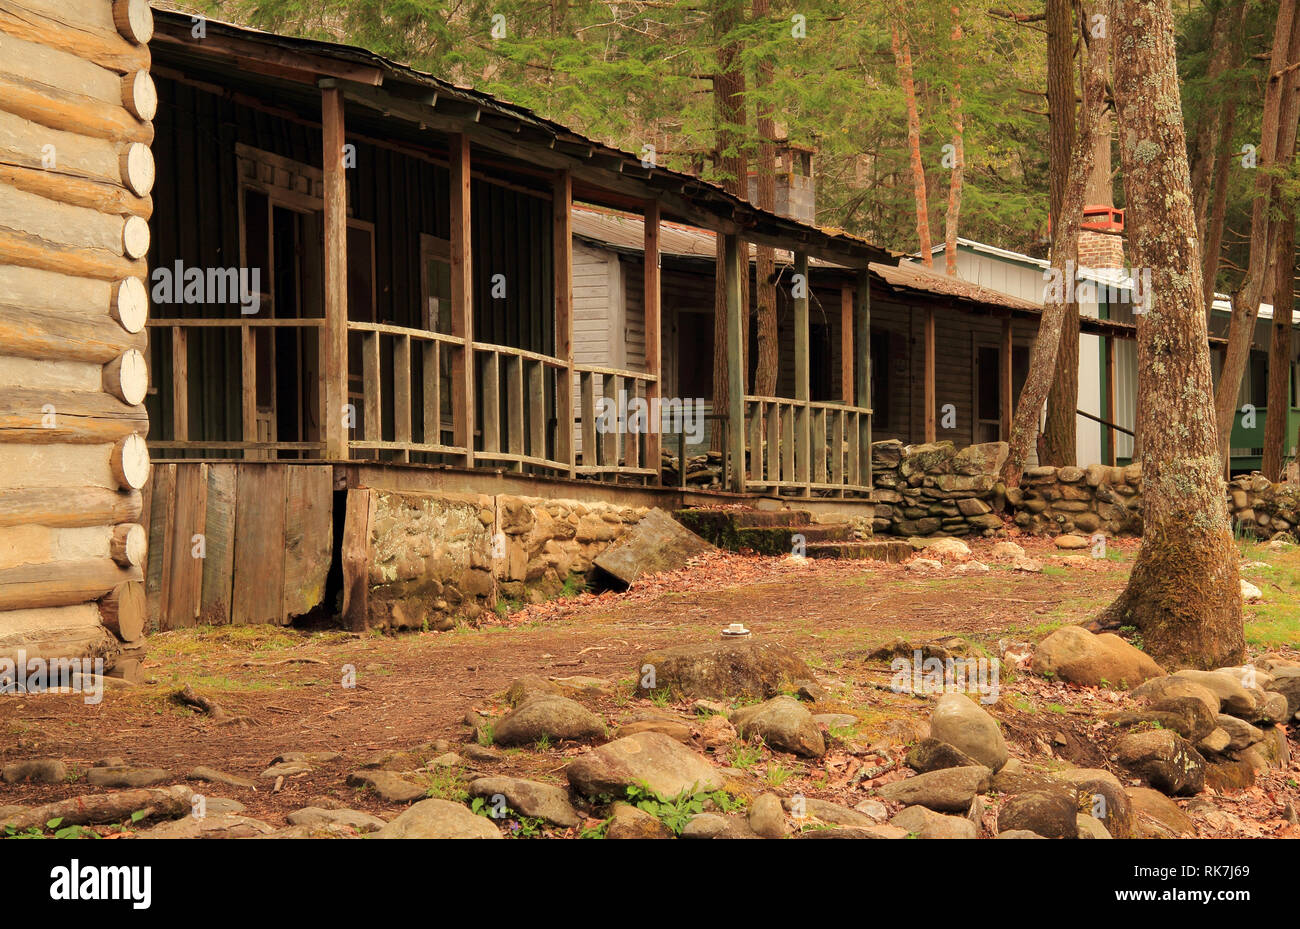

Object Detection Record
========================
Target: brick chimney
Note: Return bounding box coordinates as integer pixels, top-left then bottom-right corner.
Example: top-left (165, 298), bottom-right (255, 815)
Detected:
top-left (748, 141), bottom-right (816, 223)
top-left (1079, 206), bottom-right (1126, 270)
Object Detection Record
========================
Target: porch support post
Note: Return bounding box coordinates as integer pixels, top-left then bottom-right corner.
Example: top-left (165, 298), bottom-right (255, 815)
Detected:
top-left (450, 133), bottom-right (475, 467)
top-left (856, 269), bottom-right (872, 487)
top-left (1000, 313), bottom-right (1013, 441)
top-left (321, 81), bottom-right (349, 460)
top-left (553, 170), bottom-right (574, 476)
top-left (794, 252), bottom-right (811, 496)
top-left (923, 305), bottom-right (936, 443)
top-left (840, 282), bottom-right (854, 403)
top-left (644, 199), bottom-right (662, 483)
top-left (724, 233), bottom-right (746, 493)
top-left (1105, 334), bottom-right (1117, 466)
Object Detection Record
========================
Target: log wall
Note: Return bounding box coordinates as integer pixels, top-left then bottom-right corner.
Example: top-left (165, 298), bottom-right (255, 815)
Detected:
top-left (0, 0), bottom-right (154, 677)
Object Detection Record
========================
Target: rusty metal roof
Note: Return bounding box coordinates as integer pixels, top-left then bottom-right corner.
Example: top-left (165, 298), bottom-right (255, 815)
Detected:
top-left (870, 260), bottom-right (1043, 311)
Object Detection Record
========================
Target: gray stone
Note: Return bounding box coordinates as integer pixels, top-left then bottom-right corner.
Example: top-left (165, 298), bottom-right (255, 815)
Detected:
top-left (636, 639), bottom-right (814, 701)
top-left (874, 765), bottom-right (992, 812)
top-left (373, 799), bottom-right (502, 839)
top-left (187, 766), bottom-right (255, 790)
top-left (1, 759), bottom-right (66, 784)
top-left (492, 695), bottom-right (606, 746)
top-left (905, 737), bottom-right (981, 774)
top-left (1077, 813), bottom-right (1112, 839)
top-left (1215, 714), bottom-right (1264, 750)
top-left (272, 750), bottom-right (341, 765)
top-left (346, 770), bottom-right (426, 804)
top-left (997, 789), bottom-right (1078, 839)
top-left (566, 731), bottom-right (726, 799)
top-left (748, 793), bottom-right (787, 838)
top-left (85, 766), bottom-right (170, 789)
top-left (606, 802), bottom-right (672, 839)
top-left (467, 776), bottom-right (582, 827)
top-left (504, 675), bottom-right (562, 706)
top-left (136, 814), bottom-right (276, 839)
top-left (287, 806), bottom-right (387, 834)
top-left (260, 761), bottom-right (312, 779)
top-left (729, 696), bottom-right (825, 757)
top-left (1171, 670), bottom-right (1257, 716)
top-left (929, 693), bottom-right (1008, 772)
top-left (1116, 729), bottom-right (1206, 796)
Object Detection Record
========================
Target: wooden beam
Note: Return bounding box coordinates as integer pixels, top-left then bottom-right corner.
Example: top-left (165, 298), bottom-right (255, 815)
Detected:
top-left (856, 271), bottom-right (872, 487)
top-left (1000, 314), bottom-right (1014, 441)
top-left (644, 200), bottom-right (663, 481)
top-left (0, 487), bottom-right (141, 529)
top-left (170, 327), bottom-right (187, 442)
top-left (923, 306), bottom-right (936, 443)
top-left (0, 388), bottom-right (146, 443)
top-left (553, 170), bottom-right (575, 476)
top-left (724, 234), bottom-right (746, 493)
top-left (449, 133), bottom-right (475, 466)
top-left (321, 84), bottom-right (349, 460)
top-left (840, 283), bottom-right (854, 404)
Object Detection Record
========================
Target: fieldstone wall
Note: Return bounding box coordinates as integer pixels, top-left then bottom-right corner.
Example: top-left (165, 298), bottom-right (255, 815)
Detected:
top-left (870, 439), bottom-right (1300, 541)
top-left (365, 490), bottom-right (648, 632)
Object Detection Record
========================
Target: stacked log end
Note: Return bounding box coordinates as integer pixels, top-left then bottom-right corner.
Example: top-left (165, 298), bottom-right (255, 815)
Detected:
top-left (0, 0), bottom-right (154, 680)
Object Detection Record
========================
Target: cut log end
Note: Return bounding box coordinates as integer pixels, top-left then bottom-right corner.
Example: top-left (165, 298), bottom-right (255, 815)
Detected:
top-left (120, 142), bottom-right (154, 198)
top-left (122, 71), bottom-right (157, 122)
top-left (112, 277), bottom-right (148, 333)
top-left (122, 214), bottom-right (149, 259)
top-left (111, 432), bottom-right (150, 489)
top-left (99, 580), bottom-right (145, 641)
top-left (110, 523), bottom-right (147, 568)
top-left (113, 0), bottom-right (155, 45)
top-left (103, 348), bottom-right (148, 406)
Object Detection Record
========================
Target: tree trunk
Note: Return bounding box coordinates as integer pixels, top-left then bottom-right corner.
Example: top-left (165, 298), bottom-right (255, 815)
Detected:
top-left (893, 25), bottom-right (932, 264)
top-left (943, 14), bottom-right (965, 277)
top-left (1212, 0), bottom-right (1300, 463)
top-left (711, 0), bottom-right (749, 450)
top-left (1263, 214), bottom-right (1296, 480)
top-left (1041, 0), bottom-right (1082, 468)
top-left (1190, 2), bottom-right (1245, 249)
top-left (1201, 96), bottom-right (1238, 315)
top-left (752, 0), bottom-right (779, 397)
top-left (1002, 16), bottom-right (1106, 486)
top-left (1099, 0), bottom-right (1243, 670)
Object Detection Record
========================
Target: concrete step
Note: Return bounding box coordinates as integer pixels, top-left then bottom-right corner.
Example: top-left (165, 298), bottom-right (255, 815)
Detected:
top-left (734, 524), bottom-right (856, 553)
top-left (805, 540), bottom-right (912, 563)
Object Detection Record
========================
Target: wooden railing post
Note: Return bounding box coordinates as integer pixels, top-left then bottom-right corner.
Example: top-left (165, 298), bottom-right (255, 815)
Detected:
top-left (840, 282), bottom-right (854, 404)
top-left (644, 200), bottom-right (662, 483)
top-left (724, 233), bottom-right (746, 493)
top-left (450, 133), bottom-right (475, 467)
top-left (320, 81), bottom-right (349, 460)
top-left (553, 170), bottom-right (575, 477)
top-left (794, 252), bottom-right (811, 496)
top-left (856, 269), bottom-right (873, 488)
top-left (1000, 313), bottom-right (1013, 441)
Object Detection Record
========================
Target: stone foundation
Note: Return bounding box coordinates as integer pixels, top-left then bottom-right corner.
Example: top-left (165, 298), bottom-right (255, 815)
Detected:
top-left (362, 490), bottom-right (649, 632)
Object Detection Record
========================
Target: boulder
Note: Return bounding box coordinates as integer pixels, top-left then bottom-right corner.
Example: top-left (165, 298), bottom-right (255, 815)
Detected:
top-left (788, 797), bottom-right (886, 830)
top-left (889, 805), bottom-right (978, 838)
top-left (929, 693), bottom-right (1009, 772)
top-left (1077, 814), bottom-right (1113, 839)
top-left (85, 766), bottom-right (170, 789)
top-left (467, 776), bottom-right (582, 828)
top-left (997, 789), bottom-right (1078, 839)
top-left (286, 807), bottom-right (387, 834)
top-left (566, 732), bottom-right (725, 799)
top-left (1, 759), bottom-right (66, 784)
top-left (606, 802), bottom-right (673, 839)
top-left (346, 770), bottom-right (426, 804)
top-left (1265, 667), bottom-right (1300, 718)
top-left (1171, 670), bottom-right (1256, 716)
top-left (905, 738), bottom-right (982, 774)
top-left (1215, 714), bottom-right (1263, 750)
top-left (136, 814), bottom-right (276, 839)
top-left (373, 799), bottom-right (502, 839)
top-left (1197, 728), bottom-right (1231, 754)
top-left (748, 793), bottom-right (788, 838)
top-left (636, 639), bottom-right (814, 701)
top-left (1115, 729), bottom-right (1206, 796)
top-left (1032, 626), bottom-right (1164, 689)
top-left (1127, 787), bottom-right (1195, 838)
top-left (1108, 697), bottom-right (1216, 743)
top-left (1054, 534), bottom-right (1089, 550)
top-left (996, 829), bottom-right (1047, 839)
top-left (990, 541), bottom-right (1026, 561)
top-left (1054, 768), bottom-right (1132, 839)
top-left (680, 812), bottom-right (756, 839)
top-left (925, 538), bottom-right (971, 561)
top-left (187, 766), bottom-right (256, 790)
top-left (729, 696), bottom-right (825, 757)
top-left (492, 695), bottom-right (606, 746)
top-left (874, 765), bottom-right (992, 812)
top-left (504, 675), bottom-right (562, 706)
top-left (1130, 677), bottom-right (1221, 717)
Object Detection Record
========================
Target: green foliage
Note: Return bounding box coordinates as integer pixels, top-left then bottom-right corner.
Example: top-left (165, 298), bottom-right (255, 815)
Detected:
top-left (622, 784), bottom-right (742, 835)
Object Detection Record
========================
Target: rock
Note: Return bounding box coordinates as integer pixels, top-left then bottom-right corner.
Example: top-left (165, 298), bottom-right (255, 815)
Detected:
top-left (1127, 787), bottom-right (1195, 838)
top-left (346, 770), bottom-right (426, 804)
top-left (187, 766), bottom-right (255, 790)
top-left (614, 717), bottom-right (693, 743)
top-left (1215, 714), bottom-right (1263, 750)
top-left (1077, 814), bottom-right (1112, 839)
top-left (1265, 668), bottom-right (1300, 717)
top-left (749, 793), bottom-right (787, 838)
top-left (566, 732), bottom-right (726, 799)
top-left (991, 541), bottom-right (1025, 560)
top-left (1253, 725), bottom-right (1290, 769)
top-left (695, 714), bottom-right (737, 750)
top-left (1054, 768), bottom-right (1132, 839)
top-left (492, 695), bottom-right (606, 746)
top-left (1197, 728), bottom-right (1231, 754)
top-left (1251, 691), bottom-right (1290, 725)
top-left (906, 558), bottom-right (944, 572)
top-left (548, 675), bottom-right (616, 700)
top-left (260, 761), bottom-right (312, 779)
top-left (636, 639), bottom-right (814, 701)
top-left (680, 812), bottom-right (756, 839)
top-left (85, 766), bottom-right (170, 789)
top-left (1032, 626), bottom-right (1164, 689)
top-left (1012, 556), bottom-right (1043, 573)
top-left (874, 765), bottom-right (992, 812)
top-left (996, 829), bottom-right (1047, 838)
top-left (137, 814), bottom-right (276, 839)
top-left (373, 799), bottom-right (502, 839)
top-left (1, 759), bottom-right (66, 784)
top-left (1205, 759), bottom-right (1256, 792)
top-left (795, 824), bottom-right (911, 839)
top-left (925, 537), bottom-right (971, 561)
top-left (467, 776), bottom-right (582, 827)
top-left (1130, 677), bottom-right (1221, 717)
top-left (952, 561), bottom-right (990, 576)
top-left (929, 693), bottom-right (1008, 772)
top-left (692, 699), bottom-right (728, 715)
top-left (1240, 580), bottom-right (1263, 602)
top-left (888, 804), bottom-right (979, 838)
top-left (504, 675), bottom-right (562, 706)
top-left (287, 807), bottom-right (387, 833)
top-left (1054, 534), bottom-right (1089, 550)
top-left (729, 696), bottom-right (826, 757)
top-left (202, 797), bottom-right (246, 816)
top-left (788, 797), bottom-right (886, 829)
top-left (852, 798), bottom-right (889, 822)
top-left (1115, 729), bottom-right (1206, 796)
top-left (1171, 670), bottom-right (1256, 716)
top-left (462, 744), bottom-right (501, 763)
top-left (905, 738), bottom-right (982, 774)
top-left (997, 789), bottom-right (1078, 839)
top-left (1109, 696), bottom-right (1216, 743)
top-left (606, 802), bottom-right (673, 839)
top-left (794, 680), bottom-right (827, 702)
top-left (813, 713), bottom-right (858, 730)
top-left (429, 752), bottom-right (463, 769)
top-left (272, 750), bottom-right (341, 765)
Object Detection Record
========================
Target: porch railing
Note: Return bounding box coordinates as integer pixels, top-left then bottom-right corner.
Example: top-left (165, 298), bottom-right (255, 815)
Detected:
top-left (472, 342), bottom-right (570, 473)
top-left (743, 396), bottom-right (872, 496)
top-left (575, 364), bottom-right (659, 481)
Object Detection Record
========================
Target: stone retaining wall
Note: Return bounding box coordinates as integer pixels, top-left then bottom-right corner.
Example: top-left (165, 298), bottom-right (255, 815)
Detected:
top-left (870, 439), bottom-right (1300, 541)
top-left (364, 490), bottom-right (648, 632)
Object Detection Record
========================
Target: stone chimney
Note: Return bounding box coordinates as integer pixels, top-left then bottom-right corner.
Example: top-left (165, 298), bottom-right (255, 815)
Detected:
top-left (748, 141), bottom-right (816, 223)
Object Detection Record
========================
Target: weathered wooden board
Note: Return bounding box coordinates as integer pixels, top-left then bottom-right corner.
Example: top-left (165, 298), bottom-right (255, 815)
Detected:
top-left (160, 463), bottom-right (205, 630)
top-left (143, 462), bottom-right (173, 630)
top-left (281, 466), bottom-right (332, 621)
top-left (231, 463), bottom-right (287, 625)
top-left (593, 508), bottom-right (715, 587)
top-left (340, 487), bottom-right (374, 632)
top-left (199, 463), bottom-right (236, 625)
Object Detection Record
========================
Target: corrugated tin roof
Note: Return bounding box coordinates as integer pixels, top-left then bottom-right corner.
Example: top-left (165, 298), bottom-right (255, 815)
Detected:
top-left (870, 260), bottom-right (1043, 312)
